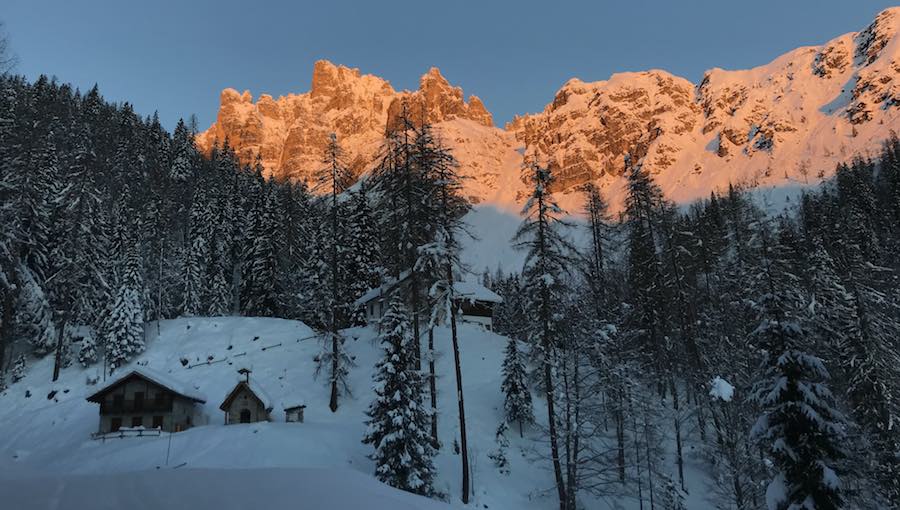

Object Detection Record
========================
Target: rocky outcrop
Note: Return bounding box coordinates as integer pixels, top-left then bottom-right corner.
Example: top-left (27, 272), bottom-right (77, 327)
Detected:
top-left (504, 7), bottom-right (900, 207)
top-left (199, 8), bottom-right (900, 210)
top-left (197, 61), bottom-right (492, 183)
top-left (507, 72), bottom-right (699, 190)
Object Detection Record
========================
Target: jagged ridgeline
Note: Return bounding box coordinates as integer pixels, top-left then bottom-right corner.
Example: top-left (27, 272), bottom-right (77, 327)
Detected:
top-left (198, 9), bottom-right (900, 211)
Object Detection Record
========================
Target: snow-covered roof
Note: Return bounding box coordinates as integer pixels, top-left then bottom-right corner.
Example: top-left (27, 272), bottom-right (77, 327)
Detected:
top-left (247, 379), bottom-right (274, 411)
top-left (219, 379), bottom-right (274, 412)
top-left (353, 270), bottom-right (409, 308)
top-left (453, 281), bottom-right (503, 304)
top-left (86, 366), bottom-right (207, 404)
top-left (283, 398), bottom-right (307, 410)
top-left (354, 272), bottom-right (502, 307)
top-left (354, 280), bottom-right (395, 307)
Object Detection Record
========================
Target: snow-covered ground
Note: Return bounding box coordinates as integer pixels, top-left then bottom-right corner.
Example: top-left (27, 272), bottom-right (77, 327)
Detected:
top-left (0, 316), bottom-right (716, 509)
top-left (0, 318), bottom-right (539, 509)
top-left (4, 467), bottom-right (451, 510)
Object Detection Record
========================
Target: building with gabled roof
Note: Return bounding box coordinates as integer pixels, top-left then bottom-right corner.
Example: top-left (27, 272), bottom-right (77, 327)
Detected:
top-left (219, 369), bottom-right (273, 424)
top-left (85, 366), bottom-right (207, 434)
top-left (355, 272), bottom-right (503, 331)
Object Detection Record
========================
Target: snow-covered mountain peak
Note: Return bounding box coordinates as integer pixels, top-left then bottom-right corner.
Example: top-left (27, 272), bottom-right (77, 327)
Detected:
top-left (199, 9), bottom-right (900, 212)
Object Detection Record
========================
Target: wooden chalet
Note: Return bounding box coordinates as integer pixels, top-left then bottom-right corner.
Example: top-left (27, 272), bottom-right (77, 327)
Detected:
top-left (355, 274), bottom-right (503, 331)
top-left (85, 367), bottom-right (207, 434)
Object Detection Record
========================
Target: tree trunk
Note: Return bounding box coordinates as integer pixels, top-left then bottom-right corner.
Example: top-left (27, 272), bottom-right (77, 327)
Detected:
top-left (634, 412), bottom-right (644, 510)
top-left (53, 172), bottom-right (91, 381)
top-left (544, 351), bottom-right (566, 510)
top-left (0, 256), bottom-right (16, 380)
top-left (428, 327), bottom-right (438, 446)
top-left (644, 410), bottom-right (656, 510)
top-left (52, 308), bottom-right (71, 381)
top-left (410, 272), bottom-right (421, 370)
top-left (563, 354), bottom-right (574, 510)
top-left (568, 349), bottom-right (581, 510)
top-left (616, 405), bottom-right (626, 482)
top-left (535, 173), bottom-right (566, 510)
top-left (448, 290), bottom-right (470, 504)
top-left (671, 378), bottom-right (685, 491)
top-left (329, 175), bottom-right (340, 413)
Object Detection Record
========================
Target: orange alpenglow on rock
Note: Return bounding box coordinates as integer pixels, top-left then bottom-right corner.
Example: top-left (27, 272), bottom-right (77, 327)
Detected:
top-left (198, 8), bottom-right (900, 213)
top-left (197, 60), bottom-right (493, 184)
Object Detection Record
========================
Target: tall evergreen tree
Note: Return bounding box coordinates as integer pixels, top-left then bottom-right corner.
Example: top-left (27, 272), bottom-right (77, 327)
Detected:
top-left (501, 336), bottom-right (533, 437)
top-left (362, 295), bottom-right (437, 497)
top-left (413, 122), bottom-right (472, 502)
top-left (344, 181), bottom-right (382, 323)
top-left (314, 133), bottom-right (355, 412)
top-left (241, 180), bottom-right (280, 316)
top-left (750, 228), bottom-right (845, 510)
top-left (513, 158), bottom-right (572, 510)
top-left (102, 230), bottom-right (145, 373)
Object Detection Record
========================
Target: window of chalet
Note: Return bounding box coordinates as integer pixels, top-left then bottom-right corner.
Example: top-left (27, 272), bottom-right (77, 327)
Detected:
top-left (112, 394), bottom-right (124, 409)
top-left (131, 416), bottom-right (143, 428)
top-left (154, 392), bottom-right (165, 407)
top-left (134, 392), bottom-right (144, 411)
top-left (111, 417), bottom-right (122, 432)
top-left (152, 416), bottom-right (163, 429)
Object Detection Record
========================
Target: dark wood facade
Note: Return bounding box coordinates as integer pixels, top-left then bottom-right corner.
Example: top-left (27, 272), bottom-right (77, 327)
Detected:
top-left (86, 371), bottom-right (206, 434)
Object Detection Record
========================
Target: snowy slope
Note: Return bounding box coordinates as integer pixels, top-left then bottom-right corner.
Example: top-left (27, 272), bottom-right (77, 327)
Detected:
top-left (1, 317), bottom-right (717, 509)
top-left (3, 468), bottom-right (450, 510)
top-left (0, 318), bottom-right (545, 509)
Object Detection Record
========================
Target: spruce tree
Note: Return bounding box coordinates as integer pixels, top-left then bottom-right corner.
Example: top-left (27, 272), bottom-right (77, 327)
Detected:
top-left (344, 181), bottom-right (382, 323)
top-left (314, 133), bottom-right (354, 412)
top-left (16, 266), bottom-right (57, 356)
top-left (750, 229), bottom-right (845, 510)
top-left (78, 331), bottom-right (99, 367)
top-left (362, 295), bottom-right (437, 497)
top-left (241, 180), bottom-right (280, 316)
top-left (102, 232), bottom-right (145, 373)
top-left (48, 126), bottom-right (110, 381)
top-left (622, 154), bottom-right (668, 381)
top-left (513, 158), bottom-right (572, 510)
top-left (501, 336), bottom-right (533, 437)
top-left (412, 121), bottom-right (473, 501)
top-left (169, 119), bottom-right (196, 182)
top-left (489, 421), bottom-right (511, 475)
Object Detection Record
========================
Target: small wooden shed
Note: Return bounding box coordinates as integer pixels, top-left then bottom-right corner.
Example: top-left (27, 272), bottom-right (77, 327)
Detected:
top-left (219, 369), bottom-right (273, 424)
top-left (284, 401), bottom-right (307, 423)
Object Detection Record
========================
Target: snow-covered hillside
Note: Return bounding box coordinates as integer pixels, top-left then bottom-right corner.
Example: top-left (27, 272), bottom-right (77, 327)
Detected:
top-left (0, 318), bottom-right (537, 509)
top-left (0, 317), bottom-right (716, 510)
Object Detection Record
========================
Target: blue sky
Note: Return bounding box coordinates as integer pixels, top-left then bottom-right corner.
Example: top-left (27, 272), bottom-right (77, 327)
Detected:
top-left (3, 1), bottom-right (896, 130)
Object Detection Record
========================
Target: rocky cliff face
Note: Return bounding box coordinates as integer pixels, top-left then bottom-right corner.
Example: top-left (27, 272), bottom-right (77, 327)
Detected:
top-left (506, 8), bottom-right (900, 209)
top-left (506, 71), bottom-right (699, 191)
top-left (199, 8), bottom-right (900, 211)
top-left (196, 61), bottom-right (492, 182)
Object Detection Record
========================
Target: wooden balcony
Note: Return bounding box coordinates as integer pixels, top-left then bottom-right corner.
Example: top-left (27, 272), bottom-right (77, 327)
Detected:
top-left (99, 398), bottom-right (173, 414)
